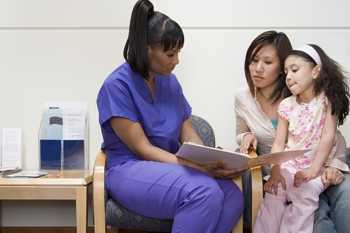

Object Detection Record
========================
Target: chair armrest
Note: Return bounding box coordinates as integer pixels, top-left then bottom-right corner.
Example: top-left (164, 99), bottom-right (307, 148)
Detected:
top-left (251, 167), bottom-right (263, 229)
top-left (231, 166), bottom-right (263, 233)
top-left (248, 150), bottom-right (263, 230)
top-left (93, 151), bottom-right (107, 233)
top-left (232, 177), bottom-right (243, 233)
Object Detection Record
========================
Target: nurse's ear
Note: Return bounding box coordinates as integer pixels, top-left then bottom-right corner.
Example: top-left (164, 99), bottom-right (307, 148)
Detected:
top-left (148, 46), bottom-right (154, 59)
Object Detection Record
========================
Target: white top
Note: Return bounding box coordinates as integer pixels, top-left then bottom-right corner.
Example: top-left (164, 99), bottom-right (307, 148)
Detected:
top-left (234, 87), bottom-right (276, 155)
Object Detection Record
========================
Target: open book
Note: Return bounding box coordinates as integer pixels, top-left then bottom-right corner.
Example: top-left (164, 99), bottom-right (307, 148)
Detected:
top-left (176, 142), bottom-right (310, 171)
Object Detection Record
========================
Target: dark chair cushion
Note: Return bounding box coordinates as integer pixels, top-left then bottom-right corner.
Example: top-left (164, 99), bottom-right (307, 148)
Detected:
top-left (190, 115), bottom-right (215, 147)
top-left (106, 199), bottom-right (172, 232)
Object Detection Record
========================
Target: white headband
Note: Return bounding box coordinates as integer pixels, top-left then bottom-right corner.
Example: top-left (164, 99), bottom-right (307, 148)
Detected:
top-left (295, 45), bottom-right (322, 65)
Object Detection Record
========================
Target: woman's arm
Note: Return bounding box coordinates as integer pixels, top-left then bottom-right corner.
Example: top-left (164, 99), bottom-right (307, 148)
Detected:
top-left (110, 117), bottom-right (179, 163)
top-left (179, 118), bottom-right (203, 145)
top-left (236, 114), bottom-right (258, 153)
top-left (236, 114), bottom-right (252, 144)
top-left (321, 167), bottom-right (345, 186)
top-left (110, 117), bottom-right (210, 173)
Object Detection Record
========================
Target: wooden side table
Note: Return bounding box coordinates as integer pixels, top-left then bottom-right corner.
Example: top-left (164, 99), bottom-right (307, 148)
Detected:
top-left (0, 170), bottom-right (92, 233)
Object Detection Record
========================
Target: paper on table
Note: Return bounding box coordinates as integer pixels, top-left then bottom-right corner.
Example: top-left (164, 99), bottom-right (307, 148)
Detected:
top-left (176, 142), bottom-right (310, 171)
top-left (4, 170), bottom-right (48, 178)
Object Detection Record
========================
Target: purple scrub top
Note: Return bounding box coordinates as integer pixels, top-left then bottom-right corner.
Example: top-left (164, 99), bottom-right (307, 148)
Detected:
top-left (97, 62), bottom-right (192, 169)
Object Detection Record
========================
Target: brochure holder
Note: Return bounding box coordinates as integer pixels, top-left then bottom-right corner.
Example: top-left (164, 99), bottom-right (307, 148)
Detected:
top-left (39, 103), bottom-right (88, 170)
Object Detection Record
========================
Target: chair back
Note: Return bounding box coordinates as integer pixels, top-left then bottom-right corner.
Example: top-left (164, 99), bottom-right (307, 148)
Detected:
top-left (190, 115), bottom-right (215, 147)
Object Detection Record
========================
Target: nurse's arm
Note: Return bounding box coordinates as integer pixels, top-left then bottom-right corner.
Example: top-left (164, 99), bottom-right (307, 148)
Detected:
top-left (109, 117), bottom-right (206, 172)
top-left (180, 118), bottom-right (204, 145)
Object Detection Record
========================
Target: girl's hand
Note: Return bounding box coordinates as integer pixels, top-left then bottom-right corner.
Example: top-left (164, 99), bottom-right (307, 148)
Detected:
top-left (294, 167), bottom-right (319, 187)
top-left (321, 167), bottom-right (344, 187)
top-left (240, 133), bottom-right (257, 154)
top-left (264, 166), bottom-right (286, 195)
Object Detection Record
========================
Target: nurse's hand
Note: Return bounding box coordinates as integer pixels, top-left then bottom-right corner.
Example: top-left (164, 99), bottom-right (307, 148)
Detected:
top-left (203, 162), bottom-right (248, 179)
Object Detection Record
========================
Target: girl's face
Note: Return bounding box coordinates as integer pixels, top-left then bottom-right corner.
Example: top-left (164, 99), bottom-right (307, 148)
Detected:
top-left (148, 45), bottom-right (180, 76)
top-left (284, 55), bottom-right (320, 100)
top-left (249, 44), bottom-right (281, 90)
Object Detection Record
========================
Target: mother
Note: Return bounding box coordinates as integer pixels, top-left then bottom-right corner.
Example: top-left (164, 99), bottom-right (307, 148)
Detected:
top-left (234, 30), bottom-right (350, 233)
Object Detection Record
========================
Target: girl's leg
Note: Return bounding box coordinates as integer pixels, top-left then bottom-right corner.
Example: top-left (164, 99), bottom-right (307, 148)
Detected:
top-left (106, 160), bottom-right (242, 233)
top-left (280, 176), bottom-right (325, 233)
top-left (252, 190), bottom-right (288, 233)
top-left (253, 167), bottom-right (295, 233)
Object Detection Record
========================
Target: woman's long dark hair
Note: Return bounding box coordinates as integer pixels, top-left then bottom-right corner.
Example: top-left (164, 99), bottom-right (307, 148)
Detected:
top-left (123, 0), bottom-right (184, 80)
top-left (244, 31), bottom-right (292, 103)
top-left (288, 44), bottom-right (350, 125)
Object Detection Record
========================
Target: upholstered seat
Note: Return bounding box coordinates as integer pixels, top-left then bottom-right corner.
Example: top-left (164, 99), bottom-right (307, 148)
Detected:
top-left (93, 115), bottom-right (263, 233)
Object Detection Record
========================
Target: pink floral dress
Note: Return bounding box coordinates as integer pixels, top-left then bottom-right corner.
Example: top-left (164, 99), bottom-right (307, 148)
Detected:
top-left (278, 93), bottom-right (335, 170)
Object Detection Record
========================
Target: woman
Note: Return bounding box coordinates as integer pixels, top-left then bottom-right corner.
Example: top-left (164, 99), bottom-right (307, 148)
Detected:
top-left (96, 0), bottom-right (243, 232)
top-left (234, 30), bottom-right (349, 233)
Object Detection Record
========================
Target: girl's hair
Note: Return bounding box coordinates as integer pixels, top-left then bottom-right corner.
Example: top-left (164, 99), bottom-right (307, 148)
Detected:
top-left (288, 44), bottom-right (350, 125)
top-left (244, 31), bottom-right (292, 103)
top-left (123, 0), bottom-right (184, 80)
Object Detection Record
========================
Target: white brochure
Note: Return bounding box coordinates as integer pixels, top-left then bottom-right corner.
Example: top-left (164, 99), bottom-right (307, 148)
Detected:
top-left (1, 128), bottom-right (22, 169)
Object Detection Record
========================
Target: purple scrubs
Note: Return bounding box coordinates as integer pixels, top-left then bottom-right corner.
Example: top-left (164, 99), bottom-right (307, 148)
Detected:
top-left (97, 63), bottom-right (243, 233)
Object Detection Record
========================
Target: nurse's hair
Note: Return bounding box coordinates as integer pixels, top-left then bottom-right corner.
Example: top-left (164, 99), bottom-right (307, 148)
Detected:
top-left (244, 31), bottom-right (292, 103)
top-left (123, 0), bottom-right (184, 80)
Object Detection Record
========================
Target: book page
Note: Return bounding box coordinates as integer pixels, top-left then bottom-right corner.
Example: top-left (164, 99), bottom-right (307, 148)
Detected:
top-left (176, 142), bottom-right (250, 171)
top-left (248, 149), bottom-right (311, 168)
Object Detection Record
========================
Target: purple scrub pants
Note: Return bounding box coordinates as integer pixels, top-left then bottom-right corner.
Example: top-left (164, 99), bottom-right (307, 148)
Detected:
top-left (106, 160), bottom-right (244, 233)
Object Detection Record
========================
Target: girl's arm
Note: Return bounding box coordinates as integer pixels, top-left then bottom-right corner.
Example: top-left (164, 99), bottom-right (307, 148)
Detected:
top-left (264, 116), bottom-right (289, 194)
top-left (271, 116), bottom-right (289, 154)
top-left (180, 118), bottom-right (203, 145)
top-left (294, 103), bottom-right (337, 187)
top-left (310, 103), bottom-right (337, 176)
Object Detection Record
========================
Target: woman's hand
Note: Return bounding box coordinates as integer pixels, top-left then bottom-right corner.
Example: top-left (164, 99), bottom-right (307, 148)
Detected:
top-left (321, 167), bottom-right (344, 187)
top-left (240, 133), bottom-right (257, 154)
top-left (264, 165), bottom-right (286, 195)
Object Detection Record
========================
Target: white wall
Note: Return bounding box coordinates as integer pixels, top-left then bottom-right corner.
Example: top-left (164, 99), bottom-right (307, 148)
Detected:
top-left (1, 0), bottom-right (350, 226)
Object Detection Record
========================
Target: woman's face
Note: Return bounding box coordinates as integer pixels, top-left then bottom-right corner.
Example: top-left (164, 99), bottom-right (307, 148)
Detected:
top-left (249, 44), bottom-right (281, 89)
top-left (148, 45), bottom-right (180, 76)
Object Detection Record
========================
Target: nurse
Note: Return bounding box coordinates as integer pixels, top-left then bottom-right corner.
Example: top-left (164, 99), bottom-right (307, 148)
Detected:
top-left (96, 0), bottom-right (243, 232)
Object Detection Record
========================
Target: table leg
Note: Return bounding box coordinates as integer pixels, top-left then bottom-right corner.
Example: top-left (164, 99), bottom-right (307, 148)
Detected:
top-left (76, 186), bottom-right (87, 233)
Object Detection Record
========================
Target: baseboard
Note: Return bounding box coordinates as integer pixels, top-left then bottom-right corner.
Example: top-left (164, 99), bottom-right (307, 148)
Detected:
top-left (0, 227), bottom-right (94, 233)
top-left (0, 227), bottom-right (142, 233)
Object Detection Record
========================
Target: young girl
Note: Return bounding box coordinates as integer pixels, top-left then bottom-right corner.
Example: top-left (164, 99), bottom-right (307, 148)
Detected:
top-left (253, 44), bottom-right (350, 233)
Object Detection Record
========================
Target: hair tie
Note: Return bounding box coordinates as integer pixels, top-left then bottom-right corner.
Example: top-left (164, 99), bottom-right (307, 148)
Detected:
top-left (295, 45), bottom-right (322, 65)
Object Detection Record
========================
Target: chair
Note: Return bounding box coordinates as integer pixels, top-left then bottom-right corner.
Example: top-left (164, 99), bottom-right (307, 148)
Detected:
top-left (93, 115), bottom-right (263, 233)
